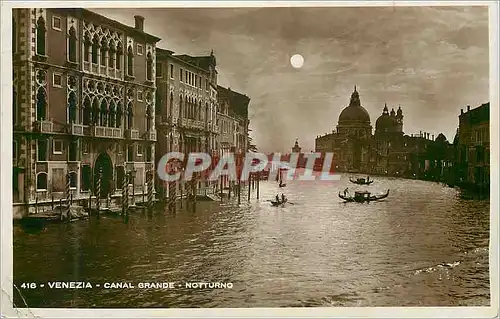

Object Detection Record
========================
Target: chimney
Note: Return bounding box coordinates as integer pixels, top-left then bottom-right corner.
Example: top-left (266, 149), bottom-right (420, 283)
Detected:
top-left (134, 15), bottom-right (144, 31)
top-left (461, 109), bottom-right (463, 115)
top-left (432, 134), bottom-right (434, 140)
top-left (419, 130), bottom-right (422, 137)
top-left (467, 105), bottom-right (470, 112)
top-left (411, 134), bottom-right (413, 137)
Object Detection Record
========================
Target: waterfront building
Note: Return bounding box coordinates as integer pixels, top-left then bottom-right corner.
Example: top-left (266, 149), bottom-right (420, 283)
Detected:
top-left (216, 86), bottom-right (250, 188)
top-left (12, 8), bottom-right (161, 218)
top-left (155, 48), bottom-right (219, 196)
top-left (454, 103), bottom-right (490, 189)
top-left (315, 87), bottom-right (454, 178)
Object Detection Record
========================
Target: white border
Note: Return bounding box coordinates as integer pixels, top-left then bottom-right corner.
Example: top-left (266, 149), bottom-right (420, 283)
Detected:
top-left (1, 1), bottom-right (499, 318)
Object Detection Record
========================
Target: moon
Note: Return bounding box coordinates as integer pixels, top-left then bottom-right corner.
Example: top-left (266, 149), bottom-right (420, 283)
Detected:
top-left (290, 54), bottom-right (304, 69)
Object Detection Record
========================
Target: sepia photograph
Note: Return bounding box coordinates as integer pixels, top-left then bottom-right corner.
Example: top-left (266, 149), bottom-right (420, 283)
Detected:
top-left (1, 1), bottom-right (498, 317)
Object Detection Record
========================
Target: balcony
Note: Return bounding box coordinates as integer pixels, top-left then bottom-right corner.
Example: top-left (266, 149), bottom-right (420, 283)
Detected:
top-left (125, 129), bottom-right (140, 140)
top-left (34, 120), bottom-right (53, 133)
top-left (144, 130), bottom-right (157, 141)
top-left (83, 61), bottom-right (90, 72)
top-left (93, 126), bottom-right (123, 139)
top-left (71, 123), bottom-right (84, 136)
top-left (212, 125), bottom-right (219, 133)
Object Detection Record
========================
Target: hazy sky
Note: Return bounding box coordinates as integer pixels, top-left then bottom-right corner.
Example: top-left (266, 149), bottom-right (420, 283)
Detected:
top-left (93, 6), bottom-right (489, 153)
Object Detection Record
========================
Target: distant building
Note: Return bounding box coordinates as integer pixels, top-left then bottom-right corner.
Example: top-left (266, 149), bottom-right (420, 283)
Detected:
top-left (12, 8), bottom-right (161, 218)
top-left (455, 103), bottom-right (490, 189)
top-left (315, 87), bottom-right (454, 178)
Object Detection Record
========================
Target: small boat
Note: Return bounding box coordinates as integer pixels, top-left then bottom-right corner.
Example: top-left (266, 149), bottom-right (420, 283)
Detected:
top-left (349, 177), bottom-right (374, 185)
top-left (339, 189), bottom-right (389, 203)
top-left (271, 198), bottom-right (288, 207)
top-left (279, 182), bottom-right (287, 188)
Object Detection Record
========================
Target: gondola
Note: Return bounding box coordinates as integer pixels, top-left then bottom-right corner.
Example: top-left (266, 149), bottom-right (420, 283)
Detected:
top-left (349, 177), bottom-right (374, 185)
top-left (338, 189), bottom-right (389, 203)
top-left (271, 198), bottom-right (288, 207)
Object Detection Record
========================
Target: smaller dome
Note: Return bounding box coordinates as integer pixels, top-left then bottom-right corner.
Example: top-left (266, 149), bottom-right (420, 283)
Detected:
top-left (375, 104), bottom-right (398, 131)
top-left (435, 133), bottom-right (448, 143)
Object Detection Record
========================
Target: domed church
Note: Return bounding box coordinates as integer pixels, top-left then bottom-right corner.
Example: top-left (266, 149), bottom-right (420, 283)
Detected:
top-left (315, 87), bottom-right (374, 172)
top-left (314, 86), bottom-right (444, 176)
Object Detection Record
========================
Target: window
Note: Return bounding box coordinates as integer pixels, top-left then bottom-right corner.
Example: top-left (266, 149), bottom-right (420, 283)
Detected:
top-left (126, 103), bottom-right (133, 129)
top-left (81, 165), bottom-right (91, 191)
top-left (53, 139), bottom-right (63, 154)
top-left (36, 88), bottom-right (47, 121)
top-left (137, 44), bottom-right (143, 55)
top-left (116, 103), bottom-right (123, 128)
top-left (156, 62), bottom-right (162, 78)
top-left (37, 139), bottom-right (47, 161)
top-left (127, 46), bottom-right (134, 76)
top-left (68, 140), bottom-right (78, 161)
top-left (83, 34), bottom-right (91, 62)
top-left (170, 64), bottom-right (174, 79)
top-left (68, 27), bottom-right (77, 62)
top-left (36, 172), bottom-right (48, 191)
top-left (69, 171), bottom-right (78, 188)
top-left (53, 72), bottom-right (62, 88)
top-left (146, 52), bottom-right (153, 81)
top-left (52, 16), bottom-right (61, 31)
top-left (180, 68), bottom-right (183, 82)
top-left (36, 16), bottom-right (46, 56)
top-left (137, 91), bottom-right (143, 102)
top-left (146, 145), bottom-right (152, 162)
top-left (137, 144), bottom-right (143, 156)
top-left (117, 143), bottom-right (122, 154)
top-left (92, 35), bottom-right (99, 64)
top-left (100, 39), bottom-right (107, 66)
top-left (82, 140), bottom-right (89, 154)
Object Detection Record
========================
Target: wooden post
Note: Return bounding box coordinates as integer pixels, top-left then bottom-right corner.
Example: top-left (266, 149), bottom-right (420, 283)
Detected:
top-left (248, 173), bottom-right (251, 201)
top-left (180, 181), bottom-right (183, 208)
top-left (220, 175), bottom-right (223, 201)
top-left (121, 171), bottom-right (128, 216)
top-left (257, 171), bottom-right (260, 200)
top-left (51, 195), bottom-right (54, 210)
top-left (238, 178), bottom-right (241, 205)
top-left (147, 171), bottom-right (154, 212)
top-left (35, 196), bottom-right (38, 214)
top-left (96, 167), bottom-right (102, 218)
top-left (228, 179), bottom-right (232, 198)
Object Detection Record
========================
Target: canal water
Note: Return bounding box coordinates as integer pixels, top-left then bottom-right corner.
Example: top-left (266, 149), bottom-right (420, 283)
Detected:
top-left (13, 176), bottom-right (490, 307)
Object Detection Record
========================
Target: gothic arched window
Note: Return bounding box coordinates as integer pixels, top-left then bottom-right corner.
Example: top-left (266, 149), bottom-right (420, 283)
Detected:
top-left (91, 98), bottom-right (99, 125)
top-left (82, 97), bottom-right (91, 125)
top-left (67, 92), bottom-right (77, 124)
top-left (36, 16), bottom-right (46, 56)
top-left (126, 103), bottom-right (133, 129)
top-left (116, 44), bottom-right (122, 70)
top-left (68, 27), bottom-right (77, 62)
top-left (108, 42), bottom-right (115, 68)
top-left (116, 102), bottom-right (123, 128)
top-left (100, 39), bottom-right (107, 67)
top-left (109, 101), bottom-right (116, 127)
top-left (91, 35), bottom-right (99, 64)
top-left (146, 52), bottom-right (153, 81)
top-left (100, 100), bottom-right (108, 126)
top-left (127, 46), bottom-right (134, 76)
top-left (83, 33), bottom-right (91, 62)
top-left (36, 88), bottom-right (47, 121)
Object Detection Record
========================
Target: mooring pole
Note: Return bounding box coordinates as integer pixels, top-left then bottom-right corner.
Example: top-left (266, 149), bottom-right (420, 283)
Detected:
top-left (257, 172), bottom-right (260, 200)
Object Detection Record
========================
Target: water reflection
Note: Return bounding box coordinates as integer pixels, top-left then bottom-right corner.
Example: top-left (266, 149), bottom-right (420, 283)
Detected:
top-left (13, 176), bottom-right (490, 307)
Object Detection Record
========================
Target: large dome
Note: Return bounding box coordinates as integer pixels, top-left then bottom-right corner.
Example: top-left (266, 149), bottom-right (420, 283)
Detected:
top-left (338, 87), bottom-right (371, 124)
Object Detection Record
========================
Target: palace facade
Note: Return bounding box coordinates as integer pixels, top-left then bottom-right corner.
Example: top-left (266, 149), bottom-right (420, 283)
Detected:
top-left (12, 8), bottom-right (160, 217)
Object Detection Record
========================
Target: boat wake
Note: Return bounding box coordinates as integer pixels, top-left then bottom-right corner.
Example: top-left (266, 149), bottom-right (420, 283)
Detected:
top-left (414, 261), bottom-right (461, 275)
